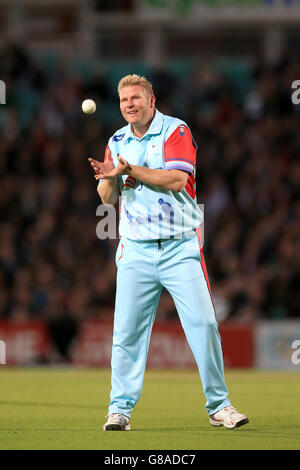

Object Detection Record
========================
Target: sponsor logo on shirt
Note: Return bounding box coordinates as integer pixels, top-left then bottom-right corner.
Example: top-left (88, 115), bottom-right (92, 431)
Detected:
top-left (113, 133), bottom-right (125, 142)
top-left (179, 125), bottom-right (185, 136)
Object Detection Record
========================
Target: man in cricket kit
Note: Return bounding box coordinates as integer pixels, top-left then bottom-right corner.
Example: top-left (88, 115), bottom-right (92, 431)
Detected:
top-left (88, 75), bottom-right (249, 431)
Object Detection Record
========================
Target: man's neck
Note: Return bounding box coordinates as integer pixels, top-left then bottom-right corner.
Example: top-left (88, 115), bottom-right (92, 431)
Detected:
top-left (131, 110), bottom-right (156, 139)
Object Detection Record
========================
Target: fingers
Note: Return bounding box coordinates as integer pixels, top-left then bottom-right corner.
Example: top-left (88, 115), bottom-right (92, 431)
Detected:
top-left (94, 169), bottom-right (106, 179)
top-left (88, 157), bottom-right (99, 164)
top-left (94, 174), bottom-right (113, 180)
top-left (117, 156), bottom-right (126, 164)
top-left (88, 158), bottom-right (102, 174)
top-left (88, 158), bottom-right (99, 168)
top-left (89, 153), bottom-right (127, 180)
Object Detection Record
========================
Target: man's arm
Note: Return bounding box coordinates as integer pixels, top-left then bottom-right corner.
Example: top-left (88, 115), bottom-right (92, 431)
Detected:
top-left (94, 156), bottom-right (188, 193)
top-left (125, 164), bottom-right (188, 192)
top-left (97, 178), bottom-right (120, 206)
top-left (89, 149), bottom-right (120, 205)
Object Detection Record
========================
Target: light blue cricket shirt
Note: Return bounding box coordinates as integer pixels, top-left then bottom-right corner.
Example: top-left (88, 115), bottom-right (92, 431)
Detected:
top-left (101, 109), bottom-right (203, 240)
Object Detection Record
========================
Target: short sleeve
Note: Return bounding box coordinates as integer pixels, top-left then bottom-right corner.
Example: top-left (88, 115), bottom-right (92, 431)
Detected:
top-left (164, 125), bottom-right (196, 174)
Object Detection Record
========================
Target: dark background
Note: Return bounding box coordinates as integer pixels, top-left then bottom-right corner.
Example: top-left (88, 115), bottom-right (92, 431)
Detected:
top-left (0, 0), bottom-right (299, 362)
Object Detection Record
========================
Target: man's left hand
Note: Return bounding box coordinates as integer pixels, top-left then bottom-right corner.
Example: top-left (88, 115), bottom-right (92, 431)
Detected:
top-left (94, 155), bottom-right (132, 180)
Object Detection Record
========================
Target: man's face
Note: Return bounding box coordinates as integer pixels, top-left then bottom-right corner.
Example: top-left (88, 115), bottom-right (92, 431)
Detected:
top-left (119, 85), bottom-right (155, 127)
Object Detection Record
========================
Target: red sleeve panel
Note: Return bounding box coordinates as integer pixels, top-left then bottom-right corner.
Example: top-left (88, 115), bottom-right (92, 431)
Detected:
top-left (104, 144), bottom-right (109, 162)
top-left (164, 125), bottom-right (196, 174)
top-left (164, 125), bottom-right (196, 199)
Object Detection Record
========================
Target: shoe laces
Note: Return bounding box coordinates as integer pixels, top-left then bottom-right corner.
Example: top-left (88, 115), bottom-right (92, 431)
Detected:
top-left (106, 413), bottom-right (128, 424)
top-left (223, 406), bottom-right (238, 414)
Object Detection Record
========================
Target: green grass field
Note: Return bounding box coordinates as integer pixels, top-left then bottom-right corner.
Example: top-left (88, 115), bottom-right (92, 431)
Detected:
top-left (0, 368), bottom-right (300, 450)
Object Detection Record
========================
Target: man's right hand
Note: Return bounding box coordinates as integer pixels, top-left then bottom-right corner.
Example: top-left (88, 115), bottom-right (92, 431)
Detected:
top-left (88, 148), bottom-right (115, 179)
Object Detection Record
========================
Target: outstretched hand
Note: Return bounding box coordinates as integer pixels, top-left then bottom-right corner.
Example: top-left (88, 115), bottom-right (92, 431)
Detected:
top-left (89, 150), bottom-right (131, 180)
top-left (88, 148), bottom-right (115, 178)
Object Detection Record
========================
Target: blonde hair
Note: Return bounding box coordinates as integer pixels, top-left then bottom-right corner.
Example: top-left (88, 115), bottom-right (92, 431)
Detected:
top-left (118, 74), bottom-right (154, 97)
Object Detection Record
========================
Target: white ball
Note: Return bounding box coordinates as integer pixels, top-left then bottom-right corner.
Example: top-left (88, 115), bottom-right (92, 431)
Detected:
top-left (82, 99), bottom-right (96, 114)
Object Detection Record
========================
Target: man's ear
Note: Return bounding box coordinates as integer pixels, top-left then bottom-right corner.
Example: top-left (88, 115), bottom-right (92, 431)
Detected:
top-left (150, 95), bottom-right (156, 109)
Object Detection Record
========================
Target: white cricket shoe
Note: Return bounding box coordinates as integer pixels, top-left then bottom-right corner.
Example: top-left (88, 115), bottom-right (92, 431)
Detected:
top-left (103, 413), bottom-right (131, 431)
top-left (209, 405), bottom-right (249, 429)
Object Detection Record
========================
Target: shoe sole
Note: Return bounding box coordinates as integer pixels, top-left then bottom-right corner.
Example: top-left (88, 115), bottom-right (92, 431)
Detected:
top-left (103, 424), bottom-right (131, 431)
top-left (234, 418), bottom-right (249, 429)
top-left (210, 417), bottom-right (249, 429)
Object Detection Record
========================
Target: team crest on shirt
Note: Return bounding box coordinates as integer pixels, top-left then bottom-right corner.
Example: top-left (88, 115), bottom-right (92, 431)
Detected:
top-left (113, 133), bottom-right (125, 142)
top-left (179, 125), bottom-right (185, 136)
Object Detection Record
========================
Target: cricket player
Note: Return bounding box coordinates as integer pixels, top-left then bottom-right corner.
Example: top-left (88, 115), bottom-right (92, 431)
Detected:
top-left (88, 75), bottom-right (249, 430)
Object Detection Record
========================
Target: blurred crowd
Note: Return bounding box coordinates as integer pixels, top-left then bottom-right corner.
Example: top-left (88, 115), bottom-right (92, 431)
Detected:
top-left (0, 44), bottom-right (299, 358)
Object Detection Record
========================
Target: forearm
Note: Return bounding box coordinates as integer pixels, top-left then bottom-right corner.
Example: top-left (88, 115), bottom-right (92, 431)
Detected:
top-left (97, 178), bottom-right (119, 205)
top-left (127, 165), bottom-right (186, 192)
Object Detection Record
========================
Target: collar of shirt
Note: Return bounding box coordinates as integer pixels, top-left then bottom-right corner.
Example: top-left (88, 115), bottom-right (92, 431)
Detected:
top-left (123, 109), bottom-right (163, 142)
